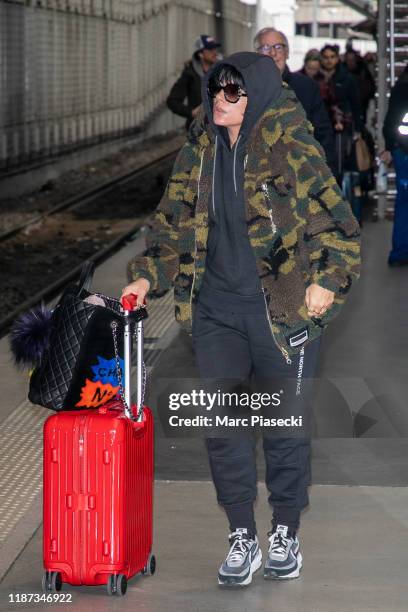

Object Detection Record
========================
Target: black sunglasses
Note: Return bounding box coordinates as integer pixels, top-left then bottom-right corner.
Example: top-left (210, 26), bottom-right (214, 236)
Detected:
top-left (208, 82), bottom-right (247, 104)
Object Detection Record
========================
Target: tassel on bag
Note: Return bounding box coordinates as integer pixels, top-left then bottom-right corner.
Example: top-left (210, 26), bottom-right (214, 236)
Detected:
top-left (9, 305), bottom-right (54, 368)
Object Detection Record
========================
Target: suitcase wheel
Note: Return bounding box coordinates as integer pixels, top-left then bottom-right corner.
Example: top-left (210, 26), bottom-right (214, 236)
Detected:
top-left (142, 553), bottom-right (156, 577)
top-left (42, 571), bottom-right (62, 593)
top-left (107, 573), bottom-right (127, 596)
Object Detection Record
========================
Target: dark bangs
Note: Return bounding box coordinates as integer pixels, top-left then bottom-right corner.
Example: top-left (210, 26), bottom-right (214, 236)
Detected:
top-left (209, 63), bottom-right (246, 92)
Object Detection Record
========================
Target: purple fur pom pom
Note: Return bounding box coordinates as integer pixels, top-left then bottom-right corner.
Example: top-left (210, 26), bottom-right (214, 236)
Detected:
top-left (9, 305), bottom-right (53, 368)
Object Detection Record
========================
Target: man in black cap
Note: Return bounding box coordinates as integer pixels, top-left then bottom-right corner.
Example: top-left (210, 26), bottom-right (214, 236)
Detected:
top-left (167, 34), bottom-right (222, 128)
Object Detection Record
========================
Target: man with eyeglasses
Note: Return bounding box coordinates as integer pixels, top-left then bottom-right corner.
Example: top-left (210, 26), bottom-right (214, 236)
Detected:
top-left (124, 52), bottom-right (360, 588)
top-left (254, 27), bottom-right (336, 176)
top-left (167, 34), bottom-right (222, 129)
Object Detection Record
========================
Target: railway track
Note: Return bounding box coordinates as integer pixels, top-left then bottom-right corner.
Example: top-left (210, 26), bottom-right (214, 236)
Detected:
top-left (0, 150), bottom-right (178, 334)
top-left (0, 151), bottom-right (176, 243)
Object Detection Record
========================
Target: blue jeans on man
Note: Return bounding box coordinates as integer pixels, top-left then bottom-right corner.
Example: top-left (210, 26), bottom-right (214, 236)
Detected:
top-left (389, 147), bottom-right (408, 265)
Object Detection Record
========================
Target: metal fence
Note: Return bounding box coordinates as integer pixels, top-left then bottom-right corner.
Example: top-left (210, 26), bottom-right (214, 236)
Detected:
top-left (0, 0), bottom-right (255, 169)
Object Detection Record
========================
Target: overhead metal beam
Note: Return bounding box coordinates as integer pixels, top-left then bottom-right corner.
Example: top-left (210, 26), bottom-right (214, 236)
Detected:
top-left (338, 0), bottom-right (376, 19)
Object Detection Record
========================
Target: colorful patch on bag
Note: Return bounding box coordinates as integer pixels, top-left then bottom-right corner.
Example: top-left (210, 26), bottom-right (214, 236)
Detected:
top-left (75, 356), bottom-right (124, 408)
top-left (75, 379), bottom-right (119, 407)
top-left (91, 356), bottom-right (124, 385)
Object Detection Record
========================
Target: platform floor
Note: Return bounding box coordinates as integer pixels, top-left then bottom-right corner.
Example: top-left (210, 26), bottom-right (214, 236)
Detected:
top-left (1, 483), bottom-right (408, 611)
top-left (1, 199), bottom-right (408, 610)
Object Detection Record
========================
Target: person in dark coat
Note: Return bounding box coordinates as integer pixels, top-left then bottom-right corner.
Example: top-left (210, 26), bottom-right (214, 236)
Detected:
top-left (318, 44), bottom-right (364, 191)
top-left (344, 49), bottom-right (375, 124)
top-left (254, 27), bottom-right (337, 175)
top-left (380, 64), bottom-right (408, 266)
top-left (319, 44), bottom-right (363, 135)
top-left (167, 34), bottom-right (221, 129)
top-left (299, 49), bottom-right (324, 80)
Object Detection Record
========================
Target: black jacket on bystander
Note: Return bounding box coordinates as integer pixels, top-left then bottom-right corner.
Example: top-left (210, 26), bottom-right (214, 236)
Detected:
top-left (383, 69), bottom-right (408, 155)
top-left (167, 56), bottom-right (204, 129)
top-left (283, 66), bottom-right (337, 175)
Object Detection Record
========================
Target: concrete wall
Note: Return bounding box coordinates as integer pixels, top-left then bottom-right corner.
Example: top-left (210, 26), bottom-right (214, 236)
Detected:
top-left (0, 0), bottom-right (255, 169)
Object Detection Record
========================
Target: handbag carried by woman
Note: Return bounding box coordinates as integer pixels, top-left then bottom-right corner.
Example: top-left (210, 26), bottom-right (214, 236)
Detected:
top-left (10, 261), bottom-right (147, 411)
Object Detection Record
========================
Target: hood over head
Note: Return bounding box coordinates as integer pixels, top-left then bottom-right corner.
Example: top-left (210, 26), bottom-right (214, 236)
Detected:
top-left (202, 51), bottom-right (282, 145)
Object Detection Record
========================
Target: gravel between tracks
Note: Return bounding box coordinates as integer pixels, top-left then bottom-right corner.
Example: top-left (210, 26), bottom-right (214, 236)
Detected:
top-left (0, 132), bottom-right (185, 234)
top-left (0, 132), bottom-right (184, 320)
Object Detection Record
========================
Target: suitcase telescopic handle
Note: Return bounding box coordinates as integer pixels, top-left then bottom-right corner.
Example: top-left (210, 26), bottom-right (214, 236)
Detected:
top-left (121, 293), bottom-right (147, 311)
top-left (120, 293), bottom-right (146, 422)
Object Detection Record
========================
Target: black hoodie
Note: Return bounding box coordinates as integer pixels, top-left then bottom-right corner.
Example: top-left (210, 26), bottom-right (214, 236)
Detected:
top-left (198, 52), bottom-right (282, 312)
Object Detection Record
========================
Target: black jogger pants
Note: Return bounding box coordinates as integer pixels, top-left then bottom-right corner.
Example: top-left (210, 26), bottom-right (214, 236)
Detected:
top-left (192, 299), bottom-right (321, 535)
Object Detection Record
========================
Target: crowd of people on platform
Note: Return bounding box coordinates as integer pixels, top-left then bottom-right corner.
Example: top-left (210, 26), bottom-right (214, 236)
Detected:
top-left (167, 27), bottom-right (408, 266)
top-left (166, 31), bottom-right (408, 266)
top-left (167, 34), bottom-right (375, 180)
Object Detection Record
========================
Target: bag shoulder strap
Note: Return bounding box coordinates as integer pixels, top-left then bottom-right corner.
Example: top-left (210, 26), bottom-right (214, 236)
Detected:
top-left (77, 261), bottom-right (95, 294)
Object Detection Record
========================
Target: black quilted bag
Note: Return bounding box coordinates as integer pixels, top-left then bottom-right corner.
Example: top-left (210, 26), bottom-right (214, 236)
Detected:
top-left (28, 262), bottom-right (145, 411)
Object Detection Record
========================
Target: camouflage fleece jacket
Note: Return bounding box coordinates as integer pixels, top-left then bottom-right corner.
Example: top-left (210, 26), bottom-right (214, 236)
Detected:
top-left (128, 85), bottom-right (361, 360)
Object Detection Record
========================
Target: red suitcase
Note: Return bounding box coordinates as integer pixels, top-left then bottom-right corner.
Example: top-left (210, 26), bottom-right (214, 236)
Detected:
top-left (42, 295), bottom-right (155, 596)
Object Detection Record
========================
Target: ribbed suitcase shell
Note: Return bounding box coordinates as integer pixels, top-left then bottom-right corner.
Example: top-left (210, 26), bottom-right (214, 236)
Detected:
top-left (43, 402), bottom-right (153, 586)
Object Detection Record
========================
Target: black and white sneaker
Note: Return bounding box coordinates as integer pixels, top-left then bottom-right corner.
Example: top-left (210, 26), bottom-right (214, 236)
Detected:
top-left (218, 528), bottom-right (262, 587)
top-left (263, 524), bottom-right (302, 580)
